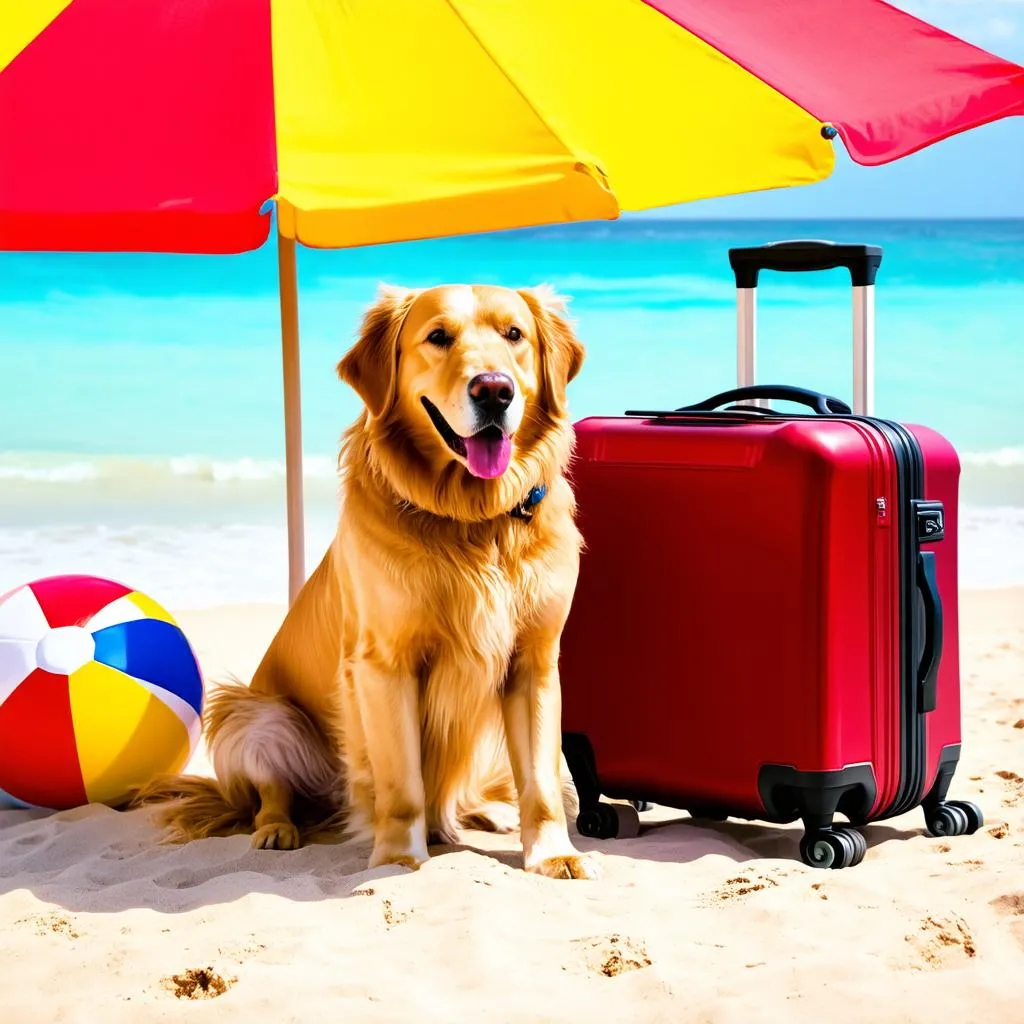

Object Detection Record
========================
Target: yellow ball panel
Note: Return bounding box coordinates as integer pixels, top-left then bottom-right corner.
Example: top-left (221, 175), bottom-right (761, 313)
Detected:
top-left (69, 661), bottom-right (190, 806)
top-left (125, 591), bottom-right (178, 626)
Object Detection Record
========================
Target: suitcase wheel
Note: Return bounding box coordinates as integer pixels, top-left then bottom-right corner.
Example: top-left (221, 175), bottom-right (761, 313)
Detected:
top-left (576, 802), bottom-right (641, 840)
top-left (955, 801), bottom-right (985, 835)
top-left (799, 826), bottom-right (867, 870)
top-left (924, 800), bottom-right (984, 838)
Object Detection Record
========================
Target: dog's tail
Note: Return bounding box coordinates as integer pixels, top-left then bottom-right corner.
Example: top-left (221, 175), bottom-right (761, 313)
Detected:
top-left (129, 772), bottom-right (256, 843)
top-left (129, 679), bottom-right (346, 844)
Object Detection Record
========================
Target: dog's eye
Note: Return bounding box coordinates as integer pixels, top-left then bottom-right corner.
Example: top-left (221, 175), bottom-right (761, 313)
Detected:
top-left (507, 326), bottom-right (522, 342)
top-left (426, 328), bottom-right (451, 347)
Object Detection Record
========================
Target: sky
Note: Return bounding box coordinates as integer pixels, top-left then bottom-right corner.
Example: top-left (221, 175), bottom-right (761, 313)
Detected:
top-left (649, 0), bottom-right (1024, 219)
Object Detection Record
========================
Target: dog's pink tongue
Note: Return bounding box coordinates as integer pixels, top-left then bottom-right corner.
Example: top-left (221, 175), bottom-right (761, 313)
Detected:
top-left (464, 432), bottom-right (512, 479)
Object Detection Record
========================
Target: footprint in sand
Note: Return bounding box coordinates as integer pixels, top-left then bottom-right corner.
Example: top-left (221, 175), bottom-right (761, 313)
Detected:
top-left (216, 936), bottom-right (267, 965)
top-left (994, 770), bottom-right (1024, 808)
top-left (990, 893), bottom-right (1024, 951)
top-left (946, 859), bottom-right (984, 872)
top-left (990, 893), bottom-right (1024, 916)
top-left (710, 874), bottom-right (780, 904)
top-left (381, 898), bottom-right (410, 928)
top-left (570, 934), bottom-right (652, 978)
top-left (15, 912), bottom-right (80, 939)
top-left (900, 914), bottom-right (977, 971)
top-left (161, 967), bottom-right (235, 1000)
top-left (11, 832), bottom-right (44, 849)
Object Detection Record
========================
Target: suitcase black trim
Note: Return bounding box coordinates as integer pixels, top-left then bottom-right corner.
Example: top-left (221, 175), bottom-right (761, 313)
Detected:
top-left (869, 418), bottom-right (927, 818)
top-left (756, 763), bottom-right (877, 829)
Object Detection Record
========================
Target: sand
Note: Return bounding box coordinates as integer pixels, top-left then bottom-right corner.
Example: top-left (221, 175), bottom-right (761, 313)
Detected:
top-left (1, 590), bottom-right (1022, 1023)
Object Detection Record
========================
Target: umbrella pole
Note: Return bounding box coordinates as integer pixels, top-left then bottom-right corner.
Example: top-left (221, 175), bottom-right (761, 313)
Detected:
top-left (277, 230), bottom-right (306, 606)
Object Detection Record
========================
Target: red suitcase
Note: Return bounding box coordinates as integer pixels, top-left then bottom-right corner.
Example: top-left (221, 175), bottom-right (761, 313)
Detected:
top-left (559, 240), bottom-right (983, 869)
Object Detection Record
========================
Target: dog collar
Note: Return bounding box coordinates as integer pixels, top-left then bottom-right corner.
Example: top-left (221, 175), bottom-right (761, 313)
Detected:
top-left (508, 484), bottom-right (548, 521)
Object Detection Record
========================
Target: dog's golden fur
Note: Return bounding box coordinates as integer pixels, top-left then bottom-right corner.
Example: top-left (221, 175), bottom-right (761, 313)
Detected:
top-left (133, 283), bottom-right (596, 879)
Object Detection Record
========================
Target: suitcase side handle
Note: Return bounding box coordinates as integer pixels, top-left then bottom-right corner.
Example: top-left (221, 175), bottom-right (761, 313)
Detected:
top-left (678, 384), bottom-right (851, 416)
top-left (916, 551), bottom-right (944, 714)
top-left (728, 240), bottom-right (883, 289)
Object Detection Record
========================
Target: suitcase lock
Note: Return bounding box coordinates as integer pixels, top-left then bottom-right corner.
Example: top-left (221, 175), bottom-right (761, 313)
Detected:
top-left (913, 500), bottom-right (945, 543)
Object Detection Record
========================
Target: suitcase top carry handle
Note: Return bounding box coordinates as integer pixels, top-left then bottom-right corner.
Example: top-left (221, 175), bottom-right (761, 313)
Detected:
top-left (679, 384), bottom-right (852, 417)
top-left (729, 240), bottom-right (883, 289)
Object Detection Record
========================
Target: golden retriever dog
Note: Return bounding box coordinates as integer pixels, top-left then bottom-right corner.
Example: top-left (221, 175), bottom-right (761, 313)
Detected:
top-left (134, 282), bottom-right (597, 880)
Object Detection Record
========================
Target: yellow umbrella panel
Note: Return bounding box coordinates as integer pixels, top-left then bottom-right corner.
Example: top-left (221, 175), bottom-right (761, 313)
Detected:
top-left (272, 0), bottom-right (833, 249)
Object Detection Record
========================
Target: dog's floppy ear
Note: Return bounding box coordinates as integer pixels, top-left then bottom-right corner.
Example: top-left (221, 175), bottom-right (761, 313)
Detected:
top-left (518, 284), bottom-right (585, 419)
top-left (337, 284), bottom-right (417, 418)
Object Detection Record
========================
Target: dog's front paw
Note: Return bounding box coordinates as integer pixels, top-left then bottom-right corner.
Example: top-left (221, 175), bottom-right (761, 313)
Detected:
top-left (368, 840), bottom-right (429, 871)
top-left (527, 853), bottom-right (601, 880)
top-left (252, 821), bottom-right (301, 851)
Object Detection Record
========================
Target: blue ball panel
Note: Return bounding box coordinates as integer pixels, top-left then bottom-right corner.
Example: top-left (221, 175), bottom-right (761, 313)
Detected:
top-left (91, 620), bottom-right (203, 715)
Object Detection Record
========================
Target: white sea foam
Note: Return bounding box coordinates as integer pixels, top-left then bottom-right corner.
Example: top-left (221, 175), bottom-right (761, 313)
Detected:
top-left (0, 520), bottom-right (339, 610)
top-left (961, 446), bottom-right (1024, 468)
top-left (0, 461), bottom-right (100, 483)
top-left (168, 455), bottom-right (338, 483)
top-left (0, 452), bottom-right (338, 485)
top-left (958, 505), bottom-right (1024, 590)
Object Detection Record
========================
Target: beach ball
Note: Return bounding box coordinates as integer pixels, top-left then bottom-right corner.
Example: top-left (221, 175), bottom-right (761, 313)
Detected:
top-left (0, 574), bottom-right (203, 811)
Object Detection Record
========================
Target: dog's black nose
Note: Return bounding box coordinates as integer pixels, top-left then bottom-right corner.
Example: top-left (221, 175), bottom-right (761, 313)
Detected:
top-left (468, 372), bottom-right (514, 415)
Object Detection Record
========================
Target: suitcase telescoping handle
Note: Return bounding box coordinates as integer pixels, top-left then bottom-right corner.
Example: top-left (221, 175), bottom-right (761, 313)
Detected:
top-left (727, 240), bottom-right (883, 416)
top-left (679, 384), bottom-right (851, 416)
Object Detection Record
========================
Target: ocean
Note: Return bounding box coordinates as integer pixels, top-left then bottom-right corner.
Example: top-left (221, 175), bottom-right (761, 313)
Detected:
top-left (1, 218), bottom-right (1022, 607)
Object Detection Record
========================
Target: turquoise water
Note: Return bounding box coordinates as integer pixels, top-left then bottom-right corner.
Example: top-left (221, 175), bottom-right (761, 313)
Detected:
top-left (1, 218), bottom-right (1022, 603)
top-left (3, 218), bottom-right (1023, 456)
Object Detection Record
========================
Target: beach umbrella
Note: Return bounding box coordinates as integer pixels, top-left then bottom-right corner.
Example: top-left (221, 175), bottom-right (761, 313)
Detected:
top-left (3, 0), bottom-right (1022, 603)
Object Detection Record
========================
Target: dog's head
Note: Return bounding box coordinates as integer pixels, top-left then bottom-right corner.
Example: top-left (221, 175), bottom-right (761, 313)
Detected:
top-left (337, 283), bottom-right (584, 518)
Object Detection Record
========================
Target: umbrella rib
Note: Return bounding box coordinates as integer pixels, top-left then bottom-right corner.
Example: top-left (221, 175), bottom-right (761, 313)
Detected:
top-left (443, 0), bottom-right (588, 169)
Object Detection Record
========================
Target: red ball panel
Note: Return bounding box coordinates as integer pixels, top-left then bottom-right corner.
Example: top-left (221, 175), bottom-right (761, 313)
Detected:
top-left (0, 668), bottom-right (88, 808)
top-left (28, 575), bottom-right (132, 629)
